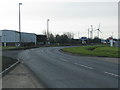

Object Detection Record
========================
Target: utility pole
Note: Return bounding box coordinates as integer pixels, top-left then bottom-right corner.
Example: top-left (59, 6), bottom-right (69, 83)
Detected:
top-left (19, 3), bottom-right (22, 46)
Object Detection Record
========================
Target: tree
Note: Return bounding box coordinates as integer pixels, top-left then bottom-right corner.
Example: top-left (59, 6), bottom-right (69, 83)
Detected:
top-left (49, 33), bottom-right (55, 44)
top-left (93, 37), bottom-right (101, 43)
top-left (42, 30), bottom-right (47, 35)
top-left (55, 34), bottom-right (69, 44)
top-left (64, 32), bottom-right (74, 39)
top-left (55, 34), bottom-right (61, 43)
top-left (60, 34), bottom-right (69, 44)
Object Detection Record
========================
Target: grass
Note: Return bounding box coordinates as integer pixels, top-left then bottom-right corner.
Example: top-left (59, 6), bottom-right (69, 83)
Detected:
top-left (2, 46), bottom-right (24, 50)
top-left (2, 56), bottom-right (18, 71)
top-left (62, 45), bottom-right (120, 58)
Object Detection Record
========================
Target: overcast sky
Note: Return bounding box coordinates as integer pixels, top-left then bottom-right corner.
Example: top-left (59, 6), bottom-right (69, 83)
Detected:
top-left (0, 0), bottom-right (119, 39)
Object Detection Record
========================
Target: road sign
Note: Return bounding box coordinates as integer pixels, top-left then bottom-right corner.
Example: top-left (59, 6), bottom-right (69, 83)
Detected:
top-left (81, 37), bottom-right (87, 40)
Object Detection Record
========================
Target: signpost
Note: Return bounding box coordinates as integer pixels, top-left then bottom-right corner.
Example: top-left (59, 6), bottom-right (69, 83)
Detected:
top-left (81, 37), bottom-right (87, 44)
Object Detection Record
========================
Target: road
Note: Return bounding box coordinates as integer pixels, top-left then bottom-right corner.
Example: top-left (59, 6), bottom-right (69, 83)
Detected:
top-left (17, 47), bottom-right (119, 88)
top-left (2, 50), bottom-right (21, 59)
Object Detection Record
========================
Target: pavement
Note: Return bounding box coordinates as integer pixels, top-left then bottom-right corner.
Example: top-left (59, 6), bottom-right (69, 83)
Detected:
top-left (2, 63), bottom-right (44, 88)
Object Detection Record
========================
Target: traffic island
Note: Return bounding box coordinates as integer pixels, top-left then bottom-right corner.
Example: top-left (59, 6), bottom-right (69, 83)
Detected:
top-left (61, 45), bottom-right (120, 58)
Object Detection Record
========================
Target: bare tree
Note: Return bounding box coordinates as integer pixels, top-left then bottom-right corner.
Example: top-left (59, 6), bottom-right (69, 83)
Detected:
top-left (64, 32), bottom-right (74, 39)
top-left (42, 30), bottom-right (47, 35)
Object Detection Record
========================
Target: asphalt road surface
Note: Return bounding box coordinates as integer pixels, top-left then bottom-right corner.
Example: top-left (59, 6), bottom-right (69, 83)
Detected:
top-left (2, 50), bottom-right (21, 59)
top-left (17, 47), bottom-right (119, 88)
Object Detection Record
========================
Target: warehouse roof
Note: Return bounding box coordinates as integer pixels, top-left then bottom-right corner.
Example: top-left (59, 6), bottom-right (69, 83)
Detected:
top-left (1, 30), bottom-right (36, 35)
top-left (1, 29), bottom-right (19, 32)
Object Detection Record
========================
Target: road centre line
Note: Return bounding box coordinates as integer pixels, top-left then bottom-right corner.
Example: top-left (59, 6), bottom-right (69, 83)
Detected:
top-left (60, 59), bottom-right (93, 70)
top-left (60, 58), bottom-right (68, 62)
top-left (62, 59), bottom-right (68, 62)
top-left (104, 72), bottom-right (120, 77)
top-left (74, 63), bottom-right (119, 77)
top-left (74, 63), bottom-right (93, 69)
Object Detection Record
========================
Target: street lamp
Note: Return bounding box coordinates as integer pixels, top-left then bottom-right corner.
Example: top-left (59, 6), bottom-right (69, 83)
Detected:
top-left (19, 3), bottom-right (22, 46)
top-left (47, 19), bottom-right (50, 44)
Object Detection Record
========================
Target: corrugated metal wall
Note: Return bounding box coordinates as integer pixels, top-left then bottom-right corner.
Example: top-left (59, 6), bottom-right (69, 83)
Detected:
top-left (1, 30), bottom-right (36, 44)
top-left (21, 32), bottom-right (36, 43)
top-left (2, 30), bottom-right (19, 42)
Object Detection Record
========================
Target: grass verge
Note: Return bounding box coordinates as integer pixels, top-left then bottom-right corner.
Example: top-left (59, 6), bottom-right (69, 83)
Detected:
top-left (2, 46), bottom-right (38, 50)
top-left (2, 56), bottom-right (18, 71)
top-left (2, 46), bottom-right (24, 50)
top-left (62, 45), bottom-right (120, 58)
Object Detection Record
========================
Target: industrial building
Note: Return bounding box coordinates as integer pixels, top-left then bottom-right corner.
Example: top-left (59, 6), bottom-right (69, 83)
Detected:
top-left (36, 34), bottom-right (47, 45)
top-left (1, 30), bottom-right (20, 46)
top-left (1, 30), bottom-right (37, 46)
top-left (0, 30), bottom-right (47, 46)
top-left (21, 32), bottom-right (36, 47)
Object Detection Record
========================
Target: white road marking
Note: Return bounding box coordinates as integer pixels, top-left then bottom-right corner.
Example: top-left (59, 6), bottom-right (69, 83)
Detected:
top-left (74, 63), bottom-right (93, 69)
top-left (62, 60), bottom-right (68, 62)
top-left (74, 63), bottom-right (79, 65)
top-left (60, 58), bottom-right (68, 62)
top-left (104, 72), bottom-right (120, 77)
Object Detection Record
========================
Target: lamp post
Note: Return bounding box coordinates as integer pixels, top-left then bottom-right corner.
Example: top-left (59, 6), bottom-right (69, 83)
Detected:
top-left (19, 3), bottom-right (22, 46)
top-left (47, 19), bottom-right (50, 44)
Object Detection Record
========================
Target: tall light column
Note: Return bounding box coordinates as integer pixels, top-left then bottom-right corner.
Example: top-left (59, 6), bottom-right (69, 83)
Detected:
top-left (47, 19), bottom-right (50, 44)
top-left (19, 3), bottom-right (22, 46)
